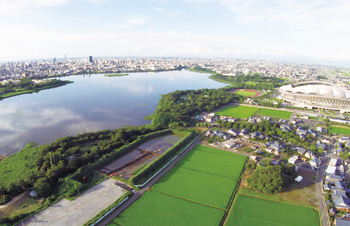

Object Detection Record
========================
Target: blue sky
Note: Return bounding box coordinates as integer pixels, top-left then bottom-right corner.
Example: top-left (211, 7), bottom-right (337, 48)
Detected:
top-left (0, 0), bottom-right (349, 66)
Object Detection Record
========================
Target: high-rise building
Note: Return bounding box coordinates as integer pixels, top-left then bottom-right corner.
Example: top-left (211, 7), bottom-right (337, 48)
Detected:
top-left (88, 56), bottom-right (93, 63)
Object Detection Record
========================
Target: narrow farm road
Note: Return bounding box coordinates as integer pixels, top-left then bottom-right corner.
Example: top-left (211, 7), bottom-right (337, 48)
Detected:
top-left (316, 157), bottom-right (330, 226)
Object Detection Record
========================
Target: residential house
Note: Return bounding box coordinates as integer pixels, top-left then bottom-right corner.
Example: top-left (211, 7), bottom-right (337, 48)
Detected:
top-left (310, 157), bottom-right (320, 169)
top-left (240, 128), bottom-right (249, 136)
top-left (330, 158), bottom-right (339, 167)
top-left (294, 147), bottom-right (307, 156)
top-left (305, 151), bottom-right (314, 158)
top-left (340, 137), bottom-right (350, 143)
top-left (227, 128), bottom-right (239, 137)
top-left (288, 155), bottom-right (299, 164)
top-left (333, 196), bottom-right (350, 211)
top-left (222, 140), bottom-right (236, 149)
top-left (280, 124), bottom-right (291, 132)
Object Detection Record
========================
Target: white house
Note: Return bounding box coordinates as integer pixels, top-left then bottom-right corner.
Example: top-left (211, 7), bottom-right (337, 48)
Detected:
top-left (326, 165), bottom-right (337, 174)
top-left (288, 155), bottom-right (299, 164)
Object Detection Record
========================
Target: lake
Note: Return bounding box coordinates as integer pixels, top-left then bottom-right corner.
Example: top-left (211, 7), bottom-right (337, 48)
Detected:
top-left (0, 70), bottom-right (225, 156)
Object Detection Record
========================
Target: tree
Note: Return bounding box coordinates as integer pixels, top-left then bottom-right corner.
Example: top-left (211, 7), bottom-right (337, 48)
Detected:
top-left (33, 178), bottom-right (52, 197)
top-left (247, 165), bottom-right (284, 194)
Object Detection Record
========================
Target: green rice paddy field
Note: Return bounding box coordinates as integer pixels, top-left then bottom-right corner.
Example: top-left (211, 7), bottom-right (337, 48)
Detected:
top-left (226, 195), bottom-right (320, 226)
top-left (256, 108), bottom-right (292, 119)
top-left (329, 126), bottom-right (350, 135)
top-left (216, 105), bottom-right (260, 118)
top-left (111, 190), bottom-right (225, 226)
top-left (111, 145), bottom-right (247, 226)
top-left (152, 166), bottom-right (237, 209)
top-left (176, 145), bottom-right (247, 179)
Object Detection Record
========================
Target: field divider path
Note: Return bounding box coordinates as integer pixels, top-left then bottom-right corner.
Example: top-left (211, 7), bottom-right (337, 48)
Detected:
top-left (151, 189), bottom-right (227, 212)
top-left (176, 165), bottom-right (239, 180)
top-left (220, 157), bottom-right (248, 226)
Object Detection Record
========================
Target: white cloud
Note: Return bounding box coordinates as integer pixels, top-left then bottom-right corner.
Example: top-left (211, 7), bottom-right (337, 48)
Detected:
top-left (109, 15), bottom-right (148, 29)
top-left (0, 0), bottom-right (71, 14)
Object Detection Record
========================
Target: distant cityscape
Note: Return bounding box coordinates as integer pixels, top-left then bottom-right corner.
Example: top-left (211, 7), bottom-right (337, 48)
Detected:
top-left (1, 57), bottom-right (350, 85)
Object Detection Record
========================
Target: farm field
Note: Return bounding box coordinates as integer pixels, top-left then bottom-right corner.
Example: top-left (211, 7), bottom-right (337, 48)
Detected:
top-left (216, 105), bottom-right (260, 118)
top-left (111, 145), bottom-right (247, 226)
top-left (111, 190), bottom-right (225, 226)
top-left (176, 145), bottom-right (247, 179)
top-left (255, 108), bottom-right (292, 119)
top-left (329, 126), bottom-right (350, 135)
top-left (152, 166), bottom-right (237, 209)
top-left (226, 195), bottom-right (319, 226)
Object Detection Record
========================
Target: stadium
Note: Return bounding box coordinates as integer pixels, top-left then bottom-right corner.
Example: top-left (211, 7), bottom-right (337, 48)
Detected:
top-left (278, 81), bottom-right (350, 113)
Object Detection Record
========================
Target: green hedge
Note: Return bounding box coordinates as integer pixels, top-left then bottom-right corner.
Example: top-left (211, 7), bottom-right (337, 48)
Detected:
top-left (129, 131), bottom-right (197, 185)
top-left (82, 191), bottom-right (132, 226)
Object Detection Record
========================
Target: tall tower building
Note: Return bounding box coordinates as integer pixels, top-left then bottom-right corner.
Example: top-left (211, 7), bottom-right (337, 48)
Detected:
top-left (88, 56), bottom-right (93, 63)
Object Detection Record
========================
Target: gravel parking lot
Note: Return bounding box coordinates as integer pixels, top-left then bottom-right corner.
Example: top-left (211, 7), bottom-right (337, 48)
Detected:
top-left (27, 178), bottom-right (127, 226)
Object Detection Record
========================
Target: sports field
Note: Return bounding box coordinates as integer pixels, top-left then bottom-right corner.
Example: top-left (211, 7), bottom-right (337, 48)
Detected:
top-left (216, 105), bottom-right (260, 118)
top-left (329, 126), bottom-right (350, 135)
top-left (235, 90), bottom-right (258, 97)
top-left (112, 145), bottom-right (247, 226)
top-left (226, 195), bottom-right (320, 226)
top-left (255, 108), bottom-right (292, 119)
top-left (111, 190), bottom-right (225, 226)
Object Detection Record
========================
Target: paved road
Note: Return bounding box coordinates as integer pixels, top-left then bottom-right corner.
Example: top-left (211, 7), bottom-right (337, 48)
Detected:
top-left (96, 137), bottom-right (200, 226)
top-left (316, 157), bottom-right (330, 226)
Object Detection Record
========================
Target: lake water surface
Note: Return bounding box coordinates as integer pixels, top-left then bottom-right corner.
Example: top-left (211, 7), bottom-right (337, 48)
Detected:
top-left (0, 70), bottom-right (225, 156)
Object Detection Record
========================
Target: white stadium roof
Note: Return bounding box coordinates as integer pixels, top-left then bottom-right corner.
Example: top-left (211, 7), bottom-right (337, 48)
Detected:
top-left (280, 84), bottom-right (350, 99)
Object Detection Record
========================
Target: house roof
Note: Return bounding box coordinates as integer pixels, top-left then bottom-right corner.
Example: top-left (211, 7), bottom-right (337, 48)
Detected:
top-left (333, 196), bottom-right (350, 208)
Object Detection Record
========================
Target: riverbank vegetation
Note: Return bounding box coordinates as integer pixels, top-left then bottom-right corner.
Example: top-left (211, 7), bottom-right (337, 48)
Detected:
top-left (104, 73), bottom-right (128, 77)
top-left (0, 78), bottom-right (72, 100)
top-left (151, 88), bottom-right (239, 127)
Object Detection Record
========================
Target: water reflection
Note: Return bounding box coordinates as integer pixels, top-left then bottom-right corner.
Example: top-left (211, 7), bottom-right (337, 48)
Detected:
top-left (0, 70), bottom-right (225, 156)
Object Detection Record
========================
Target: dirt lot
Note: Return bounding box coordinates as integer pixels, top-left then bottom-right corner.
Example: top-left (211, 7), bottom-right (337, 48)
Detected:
top-left (27, 178), bottom-right (127, 226)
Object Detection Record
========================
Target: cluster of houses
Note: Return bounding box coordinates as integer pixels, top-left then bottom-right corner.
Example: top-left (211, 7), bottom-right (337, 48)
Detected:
top-left (324, 158), bottom-right (350, 225)
top-left (196, 112), bottom-right (239, 123)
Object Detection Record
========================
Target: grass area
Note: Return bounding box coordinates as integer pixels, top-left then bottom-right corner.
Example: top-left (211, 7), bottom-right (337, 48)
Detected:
top-left (113, 190), bottom-right (225, 226)
top-left (104, 73), bottom-right (129, 77)
top-left (0, 90), bottom-right (35, 98)
top-left (152, 166), bottom-right (237, 209)
top-left (186, 67), bottom-right (215, 74)
top-left (329, 125), bottom-right (350, 135)
top-left (255, 108), bottom-right (292, 119)
top-left (0, 145), bottom-right (39, 188)
top-left (176, 145), bottom-right (247, 179)
top-left (216, 105), bottom-right (260, 118)
top-left (226, 195), bottom-right (319, 226)
top-left (0, 195), bottom-right (44, 218)
top-left (235, 90), bottom-right (258, 97)
top-left (239, 186), bottom-right (318, 208)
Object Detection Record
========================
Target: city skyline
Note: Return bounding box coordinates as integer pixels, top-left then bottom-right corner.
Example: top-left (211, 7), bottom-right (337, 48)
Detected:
top-left (1, 0), bottom-right (350, 67)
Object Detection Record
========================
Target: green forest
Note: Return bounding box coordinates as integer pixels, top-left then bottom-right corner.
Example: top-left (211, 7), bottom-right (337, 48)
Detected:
top-left (151, 88), bottom-right (239, 127)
